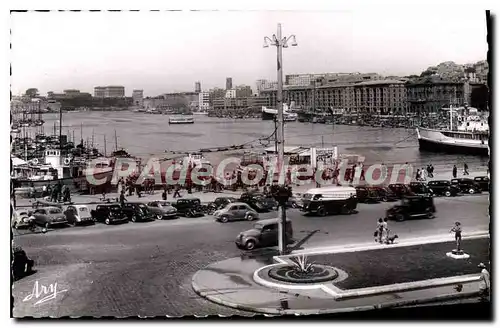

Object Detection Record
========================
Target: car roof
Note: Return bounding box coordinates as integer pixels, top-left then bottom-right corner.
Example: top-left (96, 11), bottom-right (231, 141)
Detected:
top-left (178, 198), bottom-right (200, 201)
top-left (71, 204), bottom-right (89, 209)
top-left (41, 206), bottom-right (60, 211)
top-left (430, 180), bottom-right (448, 183)
top-left (305, 186), bottom-right (357, 194)
top-left (258, 218), bottom-right (291, 225)
top-left (227, 202), bottom-right (250, 207)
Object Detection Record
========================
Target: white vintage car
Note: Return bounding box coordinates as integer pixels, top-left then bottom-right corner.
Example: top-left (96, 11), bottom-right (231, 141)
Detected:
top-left (63, 205), bottom-right (95, 226)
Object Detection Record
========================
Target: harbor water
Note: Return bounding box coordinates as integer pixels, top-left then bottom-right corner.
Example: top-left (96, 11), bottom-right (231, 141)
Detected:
top-left (32, 111), bottom-right (488, 173)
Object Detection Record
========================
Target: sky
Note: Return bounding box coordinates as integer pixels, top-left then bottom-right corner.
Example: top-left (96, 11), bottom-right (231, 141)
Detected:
top-left (10, 10), bottom-right (488, 97)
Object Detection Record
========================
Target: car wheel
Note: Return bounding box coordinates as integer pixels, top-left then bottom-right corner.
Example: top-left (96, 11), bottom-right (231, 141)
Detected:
top-left (220, 215), bottom-right (229, 223)
top-left (468, 188), bottom-right (475, 194)
top-left (382, 196), bottom-right (388, 202)
top-left (246, 213), bottom-right (255, 221)
top-left (157, 215), bottom-right (162, 220)
top-left (44, 222), bottom-right (50, 229)
top-left (396, 214), bottom-right (405, 222)
top-left (245, 240), bottom-right (256, 250)
top-left (444, 190), bottom-right (451, 197)
top-left (317, 206), bottom-right (327, 217)
top-left (131, 215), bottom-right (137, 222)
top-left (428, 189), bottom-right (434, 196)
top-left (427, 211), bottom-right (435, 219)
top-left (105, 217), bottom-right (111, 225)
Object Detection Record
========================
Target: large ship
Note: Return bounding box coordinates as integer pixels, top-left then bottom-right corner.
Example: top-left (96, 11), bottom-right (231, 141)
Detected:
top-left (416, 106), bottom-right (489, 156)
top-left (261, 104), bottom-right (298, 121)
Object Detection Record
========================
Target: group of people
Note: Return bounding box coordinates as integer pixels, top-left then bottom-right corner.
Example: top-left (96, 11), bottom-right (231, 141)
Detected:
top-left (43, 183), bottom-right (71, 203)
top-left (452, 163), bottom-right (469, 178)
top-left (415, 164), bottom-right (434, 181)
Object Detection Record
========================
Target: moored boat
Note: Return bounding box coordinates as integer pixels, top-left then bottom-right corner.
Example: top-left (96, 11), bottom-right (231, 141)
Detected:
top-left (169, 115), bottom-right (194, 124)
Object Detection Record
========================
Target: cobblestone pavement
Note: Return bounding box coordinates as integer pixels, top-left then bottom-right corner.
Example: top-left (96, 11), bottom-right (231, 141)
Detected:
top-left (11, 193), bottom-right (489, 317)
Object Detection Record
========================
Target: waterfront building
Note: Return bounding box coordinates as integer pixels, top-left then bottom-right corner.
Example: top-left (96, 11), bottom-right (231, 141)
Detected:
top-left (256, 79), bottom-right (278, 95)
top-left (161, 92), bottom-right (199, 109)
top-left (235, 85), bottom-right (253, 98)
top-left (94, 86), bottom-right (125, 98)
top-left (195, 82), bottom-right (201, 93)
top-left (406, 76), bottom-right (465, 114)
top-left (226, 77), bottom-right (233, 90)
top-left (198, 91), bottom-right (210, 111)
top-left (208, 88), bottom-right (226, 107)
top-left (352, 80), bottom-right (407, 115)
top-left (132, 90), bottom-right (144, 107)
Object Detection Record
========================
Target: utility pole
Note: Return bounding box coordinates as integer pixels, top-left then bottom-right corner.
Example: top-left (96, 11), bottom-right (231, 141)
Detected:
top-left (264, 24), bottom-right (297, 255)
top-left (114, 130), bottom-right (118, 152)
top-left (104, 134), bottom-right (107, 157)
top-left (80, 122), bottom-right (83, 144)
top-left (321, 135), bottom-right (324, 148)
top-left (91, 129), bottom-right (95, 149)
top-left (59, 106), bottom-right (63, 162)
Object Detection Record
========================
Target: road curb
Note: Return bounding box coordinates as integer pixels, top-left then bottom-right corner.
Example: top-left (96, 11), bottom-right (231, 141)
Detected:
top-left (193, 268), bottom-right (482, 315)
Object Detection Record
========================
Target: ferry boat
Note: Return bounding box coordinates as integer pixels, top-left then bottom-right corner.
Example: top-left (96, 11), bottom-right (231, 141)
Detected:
top-left (262, 104), bottom-right (298, 121)
top-left (416, 106), bottom-right (489, 156)
top-left (169, 115), bottom-right (194, 124)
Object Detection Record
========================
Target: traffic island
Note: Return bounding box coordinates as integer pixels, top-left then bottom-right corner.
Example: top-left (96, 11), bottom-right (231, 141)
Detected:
top-left (192, 236), bottom-right (490, 315)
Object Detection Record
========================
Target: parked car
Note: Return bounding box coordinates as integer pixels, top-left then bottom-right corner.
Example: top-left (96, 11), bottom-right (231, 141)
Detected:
top-left (474, 176), bottom-right (490, 192)
top-left (12, 209), bottom-right (31, 229)
top-left (90, 204), bottom-right (128, 225)
top-left (387, 184), bottom-right (412, 199)
top-left (214, 202), bottom-right (259, 223)
top-left (63, 205), bottom-right (95, 226)
top-left (171, 198), bottom-right (205, 217)
top-left (12, 245), bottom-right (35, 281)
top-left (368, 186), bottom-right (398, 202)
top-left (239, 192), bottom-right (278, 212)
top-left (147, 201), bottom-right (178, 220)
top-left (450, 178), bottom-right (482, 194)
top-left (29, 206), bottom-right (68, 228)
top-left (212, 197), bottom-right (239, 210)
top-left (355, 186), bottom-right (381, 203)
top-left (121, 202), bottom-right (156, 222)
top-left (235, 218), bottom-right (293, 250)
top-left (386, 196), bottom-right (436, 222)
top-left (408, 182), bottom-right (432, 195)
top-left (427, 180), bottom-right (460, 197)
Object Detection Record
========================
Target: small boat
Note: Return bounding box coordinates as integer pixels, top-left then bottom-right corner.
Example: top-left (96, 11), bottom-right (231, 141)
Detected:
top-left (169, 115), bottom-right (194, 124)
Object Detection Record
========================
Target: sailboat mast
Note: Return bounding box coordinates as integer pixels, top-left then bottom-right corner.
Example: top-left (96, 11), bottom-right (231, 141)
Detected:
top-left (104, 135), bottom-right (107, 157)
top-left (114, 130), bottom-right (118, 152)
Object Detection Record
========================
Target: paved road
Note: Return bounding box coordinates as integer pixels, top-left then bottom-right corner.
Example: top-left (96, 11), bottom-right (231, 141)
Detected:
top-left (12, 194), bottom-right (489, 317)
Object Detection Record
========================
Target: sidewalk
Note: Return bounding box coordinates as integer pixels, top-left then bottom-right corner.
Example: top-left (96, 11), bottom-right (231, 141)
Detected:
top-left (192, 234), bottom-right (490, 315)
top-left (15, 189), bottom-right (243, 208)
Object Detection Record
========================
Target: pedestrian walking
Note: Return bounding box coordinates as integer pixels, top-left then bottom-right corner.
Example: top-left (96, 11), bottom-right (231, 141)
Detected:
top-left (119, 190), bottom-right (127, 207)
top-left (173, 185), bottom-right (181, 198)
top-left (383, 218), bottom-right (389, 243)
top-left (463, 163), bottom-right (469, 175)
top-left (452, 165), bottom-right (458, 179)
top-left (429, 164), bottom-right (434, 178)
top-left (415, 169), bottom-right (421, 181)
top-left (478, 263), bottom-right (490, 302)
top-left (375, 218), bottom-right (384, 243)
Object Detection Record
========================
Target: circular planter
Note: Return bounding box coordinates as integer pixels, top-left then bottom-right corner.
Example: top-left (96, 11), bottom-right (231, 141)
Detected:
top-left (268, 264), bottom-right (339, 284)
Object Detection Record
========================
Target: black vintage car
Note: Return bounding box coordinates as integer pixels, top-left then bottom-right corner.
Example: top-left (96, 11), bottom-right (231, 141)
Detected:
top-left (427, 180), bottom-right (459, 197)
top-left (474, 176), bottom-right (490, 192)
top-left (90, 204), bottom-right (128, 225)
top-left (408, 182), bottom-right (432, 196)
top-left (122, 202), bottom-right (156, 222)
top-left (211, 197), bottom-right (238, 210)
top-left (355, 186), bottom-right (381, 203)
top-left (450, 178), bottom-right (482, 194)
top-left (239, 192), bottom-right (277, 212)
top-left (387, 184), bottom-right (412, 199)
top-left (386, 195), bottom-right (436, 222)
top-left (368, 186), bottom-right (398, 202)
top-left (12, 245), bottom-right (35, 281)
top-left (171, 198), bottom-right (205, 217)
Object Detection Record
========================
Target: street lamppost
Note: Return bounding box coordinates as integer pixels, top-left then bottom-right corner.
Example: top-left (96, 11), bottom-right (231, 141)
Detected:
top-left (263, 24), bottom-right (297, 255)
